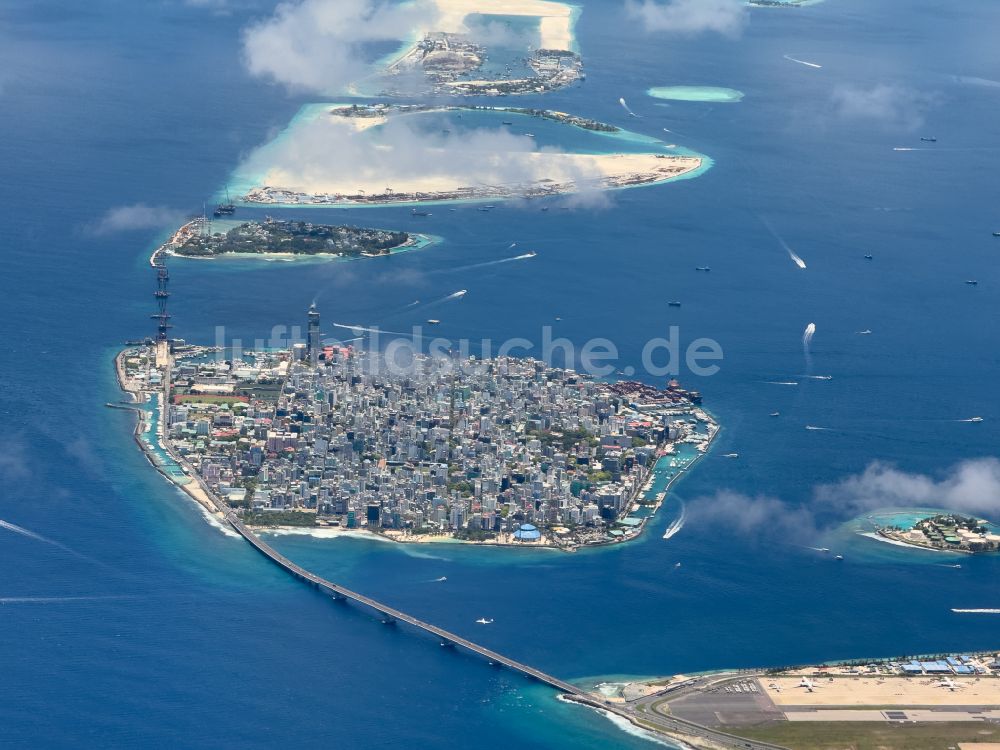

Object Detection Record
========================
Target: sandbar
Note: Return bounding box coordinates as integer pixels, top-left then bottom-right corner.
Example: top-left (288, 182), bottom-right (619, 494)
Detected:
top-left (648, 86), bottom-right (744, 103)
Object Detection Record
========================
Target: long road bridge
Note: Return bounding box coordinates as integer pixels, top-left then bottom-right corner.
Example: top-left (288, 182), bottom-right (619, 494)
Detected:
top-left (222, 510), bottom-right (787, 750)
top-left (149, 358), bottom-right (785, 750)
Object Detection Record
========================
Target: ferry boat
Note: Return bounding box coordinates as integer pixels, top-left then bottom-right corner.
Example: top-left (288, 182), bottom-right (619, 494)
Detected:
top-left (695, 266), bottom-right (711, 272)
top-left (965, 279), bottom-right (978, 285)
top-left (411, 208), bottom-right (431, 217)
top-left (426, 319), bottom-right (441, 325)
top-left (212, 188), bottom-right (236, 217)
top-left (667, 301), bottom-right (681, 307)
top-left (993, 231), bottom-right (1000, 237)
top-left (501, 121), bottom-right (513, 125)
top-left (864, 253), bottom-right (873, 260)
top-left (920, 136), bottom-right (937, 142)
top-left (969, 416), bottom-right (984, 423)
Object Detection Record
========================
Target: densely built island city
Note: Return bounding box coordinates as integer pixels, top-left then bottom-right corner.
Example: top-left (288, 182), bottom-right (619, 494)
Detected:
top-left (118, 301), bottom-right (716, 552)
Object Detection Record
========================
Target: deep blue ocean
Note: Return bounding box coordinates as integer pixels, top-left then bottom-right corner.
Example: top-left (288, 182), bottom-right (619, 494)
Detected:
top-left (1, 0), bottom-right (999, 747)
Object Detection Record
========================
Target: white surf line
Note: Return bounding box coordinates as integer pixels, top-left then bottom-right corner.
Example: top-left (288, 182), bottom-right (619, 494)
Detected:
top-left (952, 608), bottom-right (1000, 614)
top-left (784, 54), bottom-right (822, 69)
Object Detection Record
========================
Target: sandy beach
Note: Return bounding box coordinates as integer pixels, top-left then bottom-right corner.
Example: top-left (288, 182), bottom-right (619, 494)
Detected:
top-left (249, 151), bottom-right (702, 205)
top-left (432, 0), bottom-right (576, 50)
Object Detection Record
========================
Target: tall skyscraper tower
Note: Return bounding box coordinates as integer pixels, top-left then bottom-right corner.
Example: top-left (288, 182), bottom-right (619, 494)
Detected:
top-left (307, 303), bottom-right (321, 366)
top-left (152, 264), bottom-right (171, 344)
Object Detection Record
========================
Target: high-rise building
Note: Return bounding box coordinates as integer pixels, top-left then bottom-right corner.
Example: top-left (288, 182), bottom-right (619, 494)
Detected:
top-left (307, 303), bottom-right (321, 366)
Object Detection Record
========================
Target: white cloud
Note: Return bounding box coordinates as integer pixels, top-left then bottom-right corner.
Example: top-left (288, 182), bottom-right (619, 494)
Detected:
top-left (689, 458), bottom-right (1000, 541)
top-left (239, 112), bottom-right (607, 198)
top-left (91, 204), bottom-right (186, 235)
top-left (0, 438), bottom-right (29, 482)
top-left (816, 458), bottom-right (1000, 519)
top-left (829, 84), bottom-right (938, 131)
top-left (624, 0), bottom-right (746, 37)
top-left (241, 0), bottom-right (436, 94)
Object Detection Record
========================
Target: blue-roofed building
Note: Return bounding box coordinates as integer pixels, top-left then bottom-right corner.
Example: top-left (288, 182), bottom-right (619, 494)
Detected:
top-left (902, 664), bottom-right (923, 674)
top-left (922, 661), bottom-right (951, 673)
top-left (953, 665), bottom-right (974, 674)
top-left (513, 523), bottom-right (541, 542)
top-left (946, 657), bottom-right (962, 667)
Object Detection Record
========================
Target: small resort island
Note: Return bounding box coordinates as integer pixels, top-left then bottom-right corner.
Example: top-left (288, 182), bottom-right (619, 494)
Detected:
top-left (117, 304), bottom-right (717, 552)
top-left (236, 103), bottom-right (706, 208)
top-left (152, 218), bottom-right (424, 264)
top-left (877, 512), bottom-right (1000, 553)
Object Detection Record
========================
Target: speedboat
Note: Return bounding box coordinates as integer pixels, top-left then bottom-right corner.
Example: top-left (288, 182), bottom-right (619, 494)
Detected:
top-left (834, 554), bottom-right (844, 560)
top-left (426, 319), bottom-right (441, 325)
top-left (475, 618), bottom-right (493, 624)
top-left (857, 329), bottom-right (872, 335)
top-left (969, 417), bottom-right (984, 423)
top-left (770, 411), bottom-right (780, 417)
top-left (966, 280), bottom-right (979, 285)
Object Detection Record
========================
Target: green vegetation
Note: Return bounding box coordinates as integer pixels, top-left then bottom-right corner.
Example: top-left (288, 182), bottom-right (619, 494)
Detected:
top-left (526, 427), bottom-right (598, 452)
top-left (174, 220), bottom-right (410, 258)
top-left (172, 394), bottom-right (249, 405)
top-left (453, 527), bottom-right (496, 542)
top-left (731, 721), bottom-right (999, 750)
top-left (241, 511), bottom-right (317, 527)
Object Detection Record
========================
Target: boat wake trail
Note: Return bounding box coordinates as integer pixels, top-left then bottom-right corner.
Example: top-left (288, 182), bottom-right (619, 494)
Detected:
top-left (428, 576), bottom-right (448, 582)
top-left (0, 519), bottom-right (103, 566)
top-left (330, 322), bottom-right (413, 337)
top-left (759, 214), bottom-right (807, 269)
top-left (802, 323), bottom-right (816, 369)
top-left (952, 608), bottom-right (1000, 614)
top-left (804, 374), bottom-right (832, 380)
top-left (764, 380), bottom-right (799, 386)
top-left (784, 54), bottom-right (822, 69)
top-left (805, 425), bottom-right (832, 431)
top-left (662, 502), bottom-right (686, 541)
top-left (0, 595), bottom-right (132, 605)
top-left (438, 253), bottom-right (535, 273)
top-left (619, 97), bottom-right (639, 117)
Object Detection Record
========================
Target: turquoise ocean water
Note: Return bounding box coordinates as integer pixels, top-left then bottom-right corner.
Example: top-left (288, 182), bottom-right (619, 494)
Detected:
top-left (1, 0), bottom-right (999, 747)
